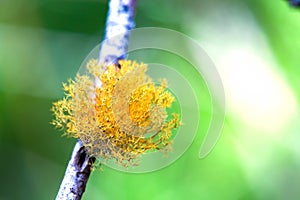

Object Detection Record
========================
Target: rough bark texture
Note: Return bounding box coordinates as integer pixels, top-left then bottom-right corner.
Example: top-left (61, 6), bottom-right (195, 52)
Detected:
top-left (55, 0), bottom-right (136, 199)
top-left (56, 140), bottom-right (95, 200)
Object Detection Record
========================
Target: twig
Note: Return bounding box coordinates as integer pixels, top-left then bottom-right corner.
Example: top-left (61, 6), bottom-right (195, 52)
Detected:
top-left (99, 0), bottom-right (136, 65)
top-left (55, 140), bottom-right (95, 200)
top-left (55, 0), bottom-right (136, 199)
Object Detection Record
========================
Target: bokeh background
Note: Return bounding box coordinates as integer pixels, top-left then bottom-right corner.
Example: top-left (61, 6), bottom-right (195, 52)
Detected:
top-left (1, 0), bottom-right (300, 199)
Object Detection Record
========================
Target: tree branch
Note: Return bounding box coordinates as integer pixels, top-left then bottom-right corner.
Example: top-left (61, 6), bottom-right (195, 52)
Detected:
top-left (55, 0), bottom-right (136, 199)
top-left (56, 140), bottom-right (95, 200)
top-left (98, 0), bottom-right (136, 65)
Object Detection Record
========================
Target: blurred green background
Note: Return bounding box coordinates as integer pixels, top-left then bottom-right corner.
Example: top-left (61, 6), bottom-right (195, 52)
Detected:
top-left (1, 0), bottom-right (300, 199)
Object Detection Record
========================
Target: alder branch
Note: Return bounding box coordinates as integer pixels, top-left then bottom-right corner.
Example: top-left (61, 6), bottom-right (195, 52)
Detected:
top-left (55, 0), bottom-right (136, 199)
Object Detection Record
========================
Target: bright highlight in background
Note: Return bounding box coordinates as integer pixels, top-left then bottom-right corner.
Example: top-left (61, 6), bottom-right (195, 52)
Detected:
top-left (220, 49), bottom-right (298, 132)
top-left (189, 3), bottom-right (300, 198)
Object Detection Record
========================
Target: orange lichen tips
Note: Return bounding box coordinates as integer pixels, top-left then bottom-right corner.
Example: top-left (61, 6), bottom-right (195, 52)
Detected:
top-left (51, 59), bottom-right (181, 166)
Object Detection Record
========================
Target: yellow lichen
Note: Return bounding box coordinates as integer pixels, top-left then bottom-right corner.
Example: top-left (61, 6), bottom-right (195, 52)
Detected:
top-left (51, 59), bottom-right (181, 166)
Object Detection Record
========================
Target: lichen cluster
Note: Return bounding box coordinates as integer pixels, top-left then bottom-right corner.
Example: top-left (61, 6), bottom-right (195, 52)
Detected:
top-left (51, 59), bottom-right (181, 166)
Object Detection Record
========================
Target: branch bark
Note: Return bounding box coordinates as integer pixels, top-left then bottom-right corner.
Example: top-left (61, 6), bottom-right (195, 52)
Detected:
top-left (98, 0), bottom-right (136, 65)
top-left (56, 140), bottom-right (95, 200)
top-left (55, 0), bottom-right (136, 199)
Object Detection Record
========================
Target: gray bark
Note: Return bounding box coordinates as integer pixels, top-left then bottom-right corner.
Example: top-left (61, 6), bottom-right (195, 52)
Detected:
top-left (56, 140), bottom-right (95, 200)
top-left (98, 0), bottom-right (136, 65)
